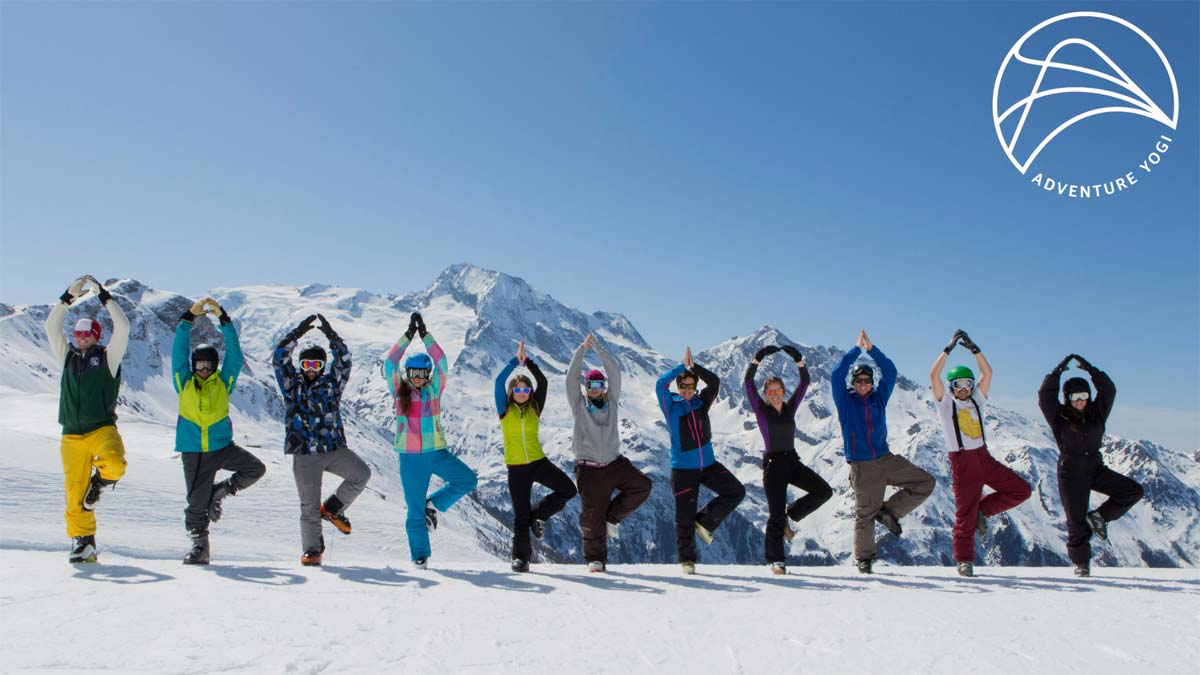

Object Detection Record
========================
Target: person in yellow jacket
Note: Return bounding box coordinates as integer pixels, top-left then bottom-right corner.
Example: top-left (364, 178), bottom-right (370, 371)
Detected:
top-left (495, 341), bottom-right (577, 572)
top-left (45, 275), bottom-right (130, 563)
top-left (172, 297), bottom-right (265, 565)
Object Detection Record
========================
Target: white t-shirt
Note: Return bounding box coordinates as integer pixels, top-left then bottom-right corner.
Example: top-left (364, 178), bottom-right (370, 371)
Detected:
top-left (935, 387), bottom-right (987, 451)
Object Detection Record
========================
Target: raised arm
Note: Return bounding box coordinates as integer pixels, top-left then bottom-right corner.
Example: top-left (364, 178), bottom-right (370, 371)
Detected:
top-left (657, 364), bottom-right (686, 416)
top-left (171, 314), bottom-right (195, 393)
top-left (694, 363), bottom-right (720, 410)
top-left (973, 351), bottom-right (993, 399)
top-left (1076, 356), bottom-right (1116, 423)
top-left (45, 298), bottom-right (70, 366)
top-left (218, 320), bottom-right (243, 392)
top-left (594, 340), bottom-right (621, 405)
top-left (495, 358), bottom-right (518, 416)
top-left (527, 357), bottom-right (548, 412)
top-left (273, 324), bottom-right (303, 395)
top-left (102, 294), bottom-right (130, 377)
top-left (1038, 355), bottom-right (1073, 426)
top-left (743, 361), bottom-right (764, 414)
top-left (870, 346), bottom-right (898, 403)
top-left (425, 334), bottom-right (449, 396)
top-left (383, 333), bottom-right (413, 397)
top-left (930, 351), bottom-right (948, 402)
top-left (830, 346), bottom-right (861, 411)
top-left (779, 345), bottom-right (809, 414)
top-left (566, 342), bottom-right (586, 413)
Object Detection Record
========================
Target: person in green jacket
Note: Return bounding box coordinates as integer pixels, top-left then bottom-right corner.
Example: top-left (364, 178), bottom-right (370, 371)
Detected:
top-left (495, 341), bottom-right (578, 573)
top-left (45, 275), bottom-right (130, 563)
top-left (172, 297), bottom-right (266, 565)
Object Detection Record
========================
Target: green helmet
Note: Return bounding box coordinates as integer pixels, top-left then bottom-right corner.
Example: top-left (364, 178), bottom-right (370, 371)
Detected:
top-left (946, 365), bottom-right (975, 382)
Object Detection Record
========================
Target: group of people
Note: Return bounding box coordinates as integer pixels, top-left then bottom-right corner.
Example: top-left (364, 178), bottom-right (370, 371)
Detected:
top-left (47, 277), bottom-right (1144, 578)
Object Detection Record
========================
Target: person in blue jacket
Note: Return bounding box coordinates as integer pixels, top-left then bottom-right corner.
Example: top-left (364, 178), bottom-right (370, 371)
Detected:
top-left (830, 330), bottom-right (934, 574)
top-left (656, 346), bottom-right (745, 574)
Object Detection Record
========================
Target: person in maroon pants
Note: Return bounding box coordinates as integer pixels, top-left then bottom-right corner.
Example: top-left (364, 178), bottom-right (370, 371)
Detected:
top-left (931, 330), bottom-right (1031, 577)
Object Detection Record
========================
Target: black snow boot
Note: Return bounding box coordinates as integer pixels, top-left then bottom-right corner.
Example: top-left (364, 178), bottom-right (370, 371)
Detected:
top-left (69, 535), bottom-right (97, 564)
top-left (531, 519), bottom-right (546, 540)
top-left (82, 471), bottom-right (118, 512)
top-left (208, 479), bottom-right (238, 523)
top-left (511, 558), bottom-right (529, 573)
top-left (1086, 510), bottom-right (1108, 541)
top-left (425, 501), bottom-right (438, 531)
top-left (875, 508), bottom-right (902, 537)
top-left (856, 558), bottom-right (874, 575)
top-left (183, 529), bottom-right (210, 565)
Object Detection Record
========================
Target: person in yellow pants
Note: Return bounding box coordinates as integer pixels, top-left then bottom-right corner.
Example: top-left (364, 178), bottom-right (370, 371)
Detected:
top-left (45, 275), bottom-right (130, 563)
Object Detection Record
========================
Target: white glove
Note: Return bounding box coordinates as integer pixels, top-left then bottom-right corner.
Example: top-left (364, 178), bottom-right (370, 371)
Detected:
top-left (67, 277), bottom-right (88, 298)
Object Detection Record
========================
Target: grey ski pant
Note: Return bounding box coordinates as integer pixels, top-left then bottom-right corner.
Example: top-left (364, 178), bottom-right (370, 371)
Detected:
top-left (293, 447), bottom-right (371, 551)
top-left (848, 454), bottom-right (935, 561)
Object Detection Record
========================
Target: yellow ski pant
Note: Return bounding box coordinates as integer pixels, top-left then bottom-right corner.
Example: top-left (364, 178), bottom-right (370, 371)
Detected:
top-left (61, 425), bottom-right (127, 537)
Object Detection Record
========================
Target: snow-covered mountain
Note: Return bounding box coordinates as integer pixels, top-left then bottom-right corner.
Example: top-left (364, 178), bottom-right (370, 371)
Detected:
top-left (2, 263), bottom-right (1196, 567)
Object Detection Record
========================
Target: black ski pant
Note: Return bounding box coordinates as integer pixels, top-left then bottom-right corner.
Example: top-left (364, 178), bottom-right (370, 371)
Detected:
top-left (508, 458), bottom-right (578, 561)
top-left (672, 461), bottom-right (745, 563)
top-left (763, 450), bottom-right (833, 564)
top-left (182, 443), bottom-right (266, 533)
top-left (1057, 453), bottom-right (1143, 565)
top-left (575, 456), bottom-right (653, 563)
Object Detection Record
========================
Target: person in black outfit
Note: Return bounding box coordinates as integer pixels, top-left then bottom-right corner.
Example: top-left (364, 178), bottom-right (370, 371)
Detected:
top-left (1038, 354), bottom-right (1143, 577)
top-left (745, 345), bottom-right (832, 574)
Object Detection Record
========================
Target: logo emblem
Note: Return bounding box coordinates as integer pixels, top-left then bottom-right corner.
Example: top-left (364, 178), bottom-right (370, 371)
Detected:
top-left (993, 12), bottom-right (1178, 197)
top-left (89, 357), bottom-right (100, 368)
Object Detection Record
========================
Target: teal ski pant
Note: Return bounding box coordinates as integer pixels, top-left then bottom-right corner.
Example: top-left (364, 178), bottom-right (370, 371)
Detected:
top-left (399, 450), bottom-right (478, 561)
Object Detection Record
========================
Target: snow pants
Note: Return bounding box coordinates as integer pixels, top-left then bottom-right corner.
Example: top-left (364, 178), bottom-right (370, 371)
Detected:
top-left (1057, 453), bottom-right (1144, 565)
top-left (574, 456), bottom-right (652, 563)
top-left (293, 447), bottom-right (372, 552)
top-left (671, 461), bottom-right (745, 563)
top-left (61, 425), bottom-right (127, 537)
top-left (849, 454), bottom-right (935, 561)
top-left (182, 443), bottom-right (266, 533)
top-left (763, 449), bottom-right (833, 564)
top-left (507, 458), bottom-right (578, 561)
top-left (399, 450), bottom-right (478, 561)
top-left (949, 445), bottom-right (1031, 562)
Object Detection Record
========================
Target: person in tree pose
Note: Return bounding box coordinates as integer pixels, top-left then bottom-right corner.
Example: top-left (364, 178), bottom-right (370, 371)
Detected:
top-left (1039, 353), bottom-right (1143, 577)
top-left (931, 330), bottom-right (1030, 577)
top-left (656, 346), bottom-right (745, 574)
top-left (274, 313), bottom-right (371, 567)
top-left (831, 329), bottom-right (935, 574)
top-left (745, 344), bottom-right (831, 575)
top-left (495, 340), bottom-right (578, 573)
top-left (383, 312), bottom-right (478, 570)
top-left (566, 333), bottom-right (652, 573)
top-left (45, 275), bottom-right (130, 563)
top-left (173, 297), bottom-right (266, 565)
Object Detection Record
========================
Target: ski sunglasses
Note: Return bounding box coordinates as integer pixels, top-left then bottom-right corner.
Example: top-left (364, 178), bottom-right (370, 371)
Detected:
top-left (853, 377), bottom-right (873, 385)
top-left (677, 383), bottom-right (697, 391)
top-left (300, 359), bottom-right (325, 371)
top-left (1068, 392), bottom-right (1090, 402)
top-left (951, 378), bottom-right (974, 391)
top-left (512, 387), bottom-right (532, 395)
top-left (765, 387), bottom-right (785, 396)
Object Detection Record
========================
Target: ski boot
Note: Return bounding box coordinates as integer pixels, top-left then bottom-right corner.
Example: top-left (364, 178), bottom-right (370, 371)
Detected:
top-left (694, 521), bottom-right (714, 545)
top-left (856, 558), bottom-right (874, 575)
top-left (511, 558), bottom-right (529, 573)
top-left (208, 479), bottom-right (238, 523)
top-left (531, 519), bottom-right (546, 540)
top-left (606, 522), bottom-right (619, 539)
top-left (681, 561), bottom-right (696, 575)
top-left (587, 560), bottom-right (606, 573)
top-left (1074, 564), bottom-right (1091, 578)
top-left (770, 562), bottom-right (787, 575)
top-left (875, 508), bottom-right (902, 537)
top-left (301, 536), bottom-right (325, 566)
top-left (424, 501), bottom-right (438, 532)
top-left (783, 521), bottom-right (796, 542)
top-left (321, 496), bottom-right (352, 535)
top-left (82, 471), bottom-right (118, 512)
top-left (69, 535), bottom-right (97, 564)
top-left (957, 562), bottom-right (974, 578)
top-left (976, 511), bottom-right (988, 536)
top-left (1086, 511), bottom-right (1107, 541)
top-left (413, 557), bottom-right (429, 570)
top-left (183, 529), bottom-right (210, 565)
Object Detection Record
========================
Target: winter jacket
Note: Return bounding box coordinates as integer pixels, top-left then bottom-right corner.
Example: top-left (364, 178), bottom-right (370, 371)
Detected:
top-left (656, 363), bottom-right (719, 470)
top-left (744, 361), bottom-right (811, 454)
top-left (1038, 366), bottom-right (1116, 458)
top-left (565, 341), bottom-right (623, 465)
top-left (273, 330), bottom-right (351, 455)
top-left (383, 333), bottom-right (449, 453)
top-left (172, 317), bottom-right (243, 453)
top-left (46, 297), bottom-right (130, 435)
top-left (830, 346), bottom-right (897, 463)
top-left (495, 357), bottom-right (549, 466)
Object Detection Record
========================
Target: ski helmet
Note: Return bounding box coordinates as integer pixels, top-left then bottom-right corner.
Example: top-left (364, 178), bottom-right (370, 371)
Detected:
top-left (299, 345), bottom-right (327, 363)
top-left (405, 353), bottom-right (433, 379)
top-left (946, 365), bottom-right (975, 382)
top-left (1063, 377), bottom-right (1091, 399)
top-left (850, 364), bottom-right (874, 383)
top-left (191, 343), bottom-right (219, 371)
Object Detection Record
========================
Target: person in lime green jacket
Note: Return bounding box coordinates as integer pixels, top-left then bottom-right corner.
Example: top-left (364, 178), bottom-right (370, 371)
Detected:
top-left (496, 341), bottom-right (577, 573)
top-left (172, 297), bottom-right (265, 565)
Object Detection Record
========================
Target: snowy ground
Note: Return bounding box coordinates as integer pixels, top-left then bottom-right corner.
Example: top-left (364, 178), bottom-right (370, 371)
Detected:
top-left (2, 391), bottom-right (1198, 674)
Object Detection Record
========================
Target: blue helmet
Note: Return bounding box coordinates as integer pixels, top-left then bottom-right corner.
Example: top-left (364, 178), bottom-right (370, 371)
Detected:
top-left (405, 353), bottom-right (433, 379)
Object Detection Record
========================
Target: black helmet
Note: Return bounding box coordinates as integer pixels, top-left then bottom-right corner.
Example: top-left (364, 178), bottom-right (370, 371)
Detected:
top-left (191, 343), bottom-right (219, 371)
top-left (299, 345), bottom-right (328, 363)
top-left (1063, 377), bottom-right (1091, 399)
top-left (850, 364), bottom-right (874, 382)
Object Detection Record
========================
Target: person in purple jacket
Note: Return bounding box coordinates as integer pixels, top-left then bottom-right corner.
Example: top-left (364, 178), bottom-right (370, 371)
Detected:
top-left (745, 344), bottom-right (832, 575)
top-left (831, 330), bottom-right (935, 574)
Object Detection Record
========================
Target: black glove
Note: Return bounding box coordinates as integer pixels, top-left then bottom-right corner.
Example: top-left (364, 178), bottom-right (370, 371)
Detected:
top-left (60, 288), bottom-right (75, 305)
top-left (96, 284), bottom-right (113, 305)
top-left (316, 313), bottom-right (337, 338)
top-left (943, 329), bottom-right (965, 354)
top-left (1074, 354), bottom-right (1095, 371)
top-left (298, 314), bottom-right (318, 332)
top-left (1053, 354), bottom-right (1074, 374)
top-left (753, 346), bottom-right (780, 362)
top-left (415, 313), bottom-right (428, 338)
top-left (958, 331), bottom-right (980, 354)
top-left (781, 345), bottom-right (804, 362)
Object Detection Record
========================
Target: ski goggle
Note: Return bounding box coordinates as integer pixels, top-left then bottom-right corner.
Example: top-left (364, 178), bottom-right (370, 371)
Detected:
top-left (1068, 392), bottom-right (1090, 402)
top-left (300, 359), bottom-right (325, 371)
top-left (512, 387), bottom-right (532, 395)
top-left (765, 387), bottom-right (785, 395)
top-left (193, 360), bottom-right (215, 372)
top-left (73, 330), bottom-right (95, 339)
top-left (853, 377), bottom-right (873, 385)
top-left (406, 368), bottom-right (431, 380)
top-left (585, 380), bottom-right (607, 391)
top-left (951, 378), bottom-right (974, 391)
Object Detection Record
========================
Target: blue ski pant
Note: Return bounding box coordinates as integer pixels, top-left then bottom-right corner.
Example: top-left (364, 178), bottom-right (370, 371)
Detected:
top-left (398, 450), bottom-right (478, 561)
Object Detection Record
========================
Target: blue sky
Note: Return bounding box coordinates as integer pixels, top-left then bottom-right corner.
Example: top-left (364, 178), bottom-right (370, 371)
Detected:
top-left (2, 1), bottom-right (1197, 450)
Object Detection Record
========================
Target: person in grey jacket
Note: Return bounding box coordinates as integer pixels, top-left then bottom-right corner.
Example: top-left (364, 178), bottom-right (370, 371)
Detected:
top-left (566, 333), bottom-right (652, 572)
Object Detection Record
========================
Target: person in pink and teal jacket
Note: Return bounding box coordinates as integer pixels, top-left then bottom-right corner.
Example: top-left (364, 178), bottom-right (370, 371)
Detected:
top-left (383, 312), bottom-right (478, 569)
